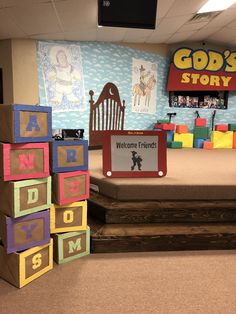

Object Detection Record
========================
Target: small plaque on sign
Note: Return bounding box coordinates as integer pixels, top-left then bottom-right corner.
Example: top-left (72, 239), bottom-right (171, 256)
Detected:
top-left (103, 130), bottom-right (167, 178)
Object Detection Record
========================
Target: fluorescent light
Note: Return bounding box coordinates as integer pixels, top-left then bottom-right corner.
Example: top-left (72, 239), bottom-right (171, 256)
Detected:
top-left (198, 0), bottom-right (236, 13)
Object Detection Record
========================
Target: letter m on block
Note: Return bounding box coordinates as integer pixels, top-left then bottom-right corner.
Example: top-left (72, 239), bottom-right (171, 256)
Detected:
top-left (19, 153), bottom-right (35, 170)
top-left (68, 238), bottom-right (81, 254)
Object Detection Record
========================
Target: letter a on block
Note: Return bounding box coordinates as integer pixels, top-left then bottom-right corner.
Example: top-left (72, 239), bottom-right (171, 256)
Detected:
top-left (26, 115), bottom-right (41, 132)
top-left (68, 238), bottom-right (81, 254)
top-left (32, 253), bottom-right (42, 270)
top-left (70, 180), bottom-right (80, 194)
top-left (21, 223), bottom-right (37, 239)
top-left (66, 149), bottom-right (77, 162)
top-left (19, 154), bottom-right (35, 170)
top-left (27, 188), bottom-right (39, 204)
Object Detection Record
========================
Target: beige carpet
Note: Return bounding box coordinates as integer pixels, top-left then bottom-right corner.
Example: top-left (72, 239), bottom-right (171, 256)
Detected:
top-left (1, 251), bottom-right (236, 314)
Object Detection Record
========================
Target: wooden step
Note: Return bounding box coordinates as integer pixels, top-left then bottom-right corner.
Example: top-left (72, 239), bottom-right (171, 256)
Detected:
top-left (89, 217), bottom-right (236, 253)
top-left (88, 191), bottom-right (236, 224)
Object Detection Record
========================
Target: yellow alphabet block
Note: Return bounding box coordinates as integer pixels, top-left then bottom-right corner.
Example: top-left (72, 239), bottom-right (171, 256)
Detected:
top-left (174, 133), bottom-right (193, 148)
top-left (211, 131), bottom-right (233, 148)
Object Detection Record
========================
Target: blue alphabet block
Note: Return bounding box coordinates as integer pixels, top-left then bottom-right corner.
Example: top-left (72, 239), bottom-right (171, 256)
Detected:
top-left (50, 140), bottom-right (88, 173)
top-left (194, 139), bottom-right (204, 148)
top-left (0, 104), bottom-right (52, 143)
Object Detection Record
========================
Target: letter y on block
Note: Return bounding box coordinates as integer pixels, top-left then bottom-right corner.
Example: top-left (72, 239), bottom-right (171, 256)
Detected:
top-left (21, 223), bottom-right (37, 239)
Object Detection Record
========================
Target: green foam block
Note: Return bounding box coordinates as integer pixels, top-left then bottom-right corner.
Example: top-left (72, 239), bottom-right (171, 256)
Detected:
top-left (228, 124), bottom-right (236, 131)
top-left (194, 126), bottom-right (209, 140)
top-left (167, 141), bottom-right (182, 149)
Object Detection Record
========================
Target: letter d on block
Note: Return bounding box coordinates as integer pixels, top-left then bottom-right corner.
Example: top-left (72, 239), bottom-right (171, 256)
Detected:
top-left (19, 154), bottom-right (35, 170)
top-left (27, 188), bottom-right (39, 204)
top-left (68, 238), bottom-right (81, 254)
top-left (32, 253), bottom-right (42, 270)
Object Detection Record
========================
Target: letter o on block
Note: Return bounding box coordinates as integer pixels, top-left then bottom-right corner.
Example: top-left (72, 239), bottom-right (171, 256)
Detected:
top-left (63, 210), bottom-right (74, 224)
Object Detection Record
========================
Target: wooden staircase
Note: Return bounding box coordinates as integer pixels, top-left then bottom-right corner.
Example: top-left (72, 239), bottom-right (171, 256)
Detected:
top-left (88, 191), bottom-right (236, 253)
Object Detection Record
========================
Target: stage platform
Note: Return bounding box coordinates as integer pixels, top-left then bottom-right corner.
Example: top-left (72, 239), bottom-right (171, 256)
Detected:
top-left (88, 149), bottom-right (236, 253)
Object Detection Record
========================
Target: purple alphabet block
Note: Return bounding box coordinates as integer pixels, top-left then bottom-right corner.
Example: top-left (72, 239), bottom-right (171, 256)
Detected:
top-left (0, 210), bottom-right (50, 253)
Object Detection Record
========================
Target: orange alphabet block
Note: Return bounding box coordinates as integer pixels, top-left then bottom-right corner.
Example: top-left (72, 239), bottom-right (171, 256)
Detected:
top-left (176, 125), bottom-right (188, 134)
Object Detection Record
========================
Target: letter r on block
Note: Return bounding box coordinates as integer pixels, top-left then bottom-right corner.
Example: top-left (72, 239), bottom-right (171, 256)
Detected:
top-left (19, 154), bottom-right (35, 170)
top-left (68, 238), bottom-right (81, 254)
top-left (66, 149), bottom-right (77, 162)
top-left (26, 115), bottom-right (41, 132)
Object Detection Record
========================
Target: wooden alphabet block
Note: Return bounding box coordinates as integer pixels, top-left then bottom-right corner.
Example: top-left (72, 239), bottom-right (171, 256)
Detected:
top-left (52, 171), bottom-right (90, 205)
top-left (0, 104), bottom-right (52, 143)
top-left (50, 140), bottom-right (88, 173)
top-left (50, 201), bottom-right (87, 233)
top-left (0, 210), bottom-right (50, 254)
top-left (0, 142), bottom-right (49, 181)
top-left (52, 227), bottom-right (90, 264)
top-left (211, 131), bottom-right (233, 148)
top-left (0, 239), bottom-right (53, 288)
top-left (0, 177), bottom-right (51, 218)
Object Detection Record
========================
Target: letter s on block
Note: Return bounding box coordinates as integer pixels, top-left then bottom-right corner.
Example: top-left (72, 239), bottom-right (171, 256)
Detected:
top-left (32, 253), bottom-right (42, 270)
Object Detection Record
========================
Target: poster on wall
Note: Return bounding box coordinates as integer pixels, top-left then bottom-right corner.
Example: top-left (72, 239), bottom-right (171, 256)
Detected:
top-left (38, 41), bottom-right (86, 112)
top-left (132, 58), bottom-right (157, 114)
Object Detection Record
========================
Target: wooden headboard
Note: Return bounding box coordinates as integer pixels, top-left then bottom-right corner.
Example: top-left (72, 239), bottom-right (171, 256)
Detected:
top-left (89, 82), bottom-right (125, 149)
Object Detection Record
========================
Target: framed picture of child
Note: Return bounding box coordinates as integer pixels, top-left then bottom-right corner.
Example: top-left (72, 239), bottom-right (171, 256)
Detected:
top-left (102, 130), bottom-right (167, 178)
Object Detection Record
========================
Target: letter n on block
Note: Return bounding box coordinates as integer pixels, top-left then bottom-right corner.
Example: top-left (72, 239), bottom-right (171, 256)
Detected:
top-left (0, 210), bottom-right (50, 253)
top-left (0, 240), bottom-right (53, 288)
top-left (0, 143), bottom-right (49, 181)
top-left (50, 201), bottom-right (87, 233)
top-left (52, 227), bottom-right (90, 264)
top-left (52, 171), bottom-right (90, 205)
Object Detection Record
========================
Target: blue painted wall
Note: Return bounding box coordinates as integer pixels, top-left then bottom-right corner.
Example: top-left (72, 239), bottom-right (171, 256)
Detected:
top-left (37, 41), bottom-right (236, 139)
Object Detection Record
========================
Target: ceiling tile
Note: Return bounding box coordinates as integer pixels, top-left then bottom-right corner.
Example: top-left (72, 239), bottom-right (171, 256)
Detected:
top-left (156, 0), bottom-right (175, 19)
top-left (5, 2), bottom-right (61, 35)
top-left (0, 0), bottom-right (49, 8)
top-left (146, 32), bottom-right (173, 44)
top-left (0, 8), bottom-right (26, 38)
top-left (185, 27), bottom-right (221, 42)
top-left (155, 14), bottom-right (194, 34)
top-left (64, 29), bottom-right (97, 41)
top-left (207, 28), bottom-right (236, 43)
top-left (166, 30), bottom-right (196, 43)
top-left (96, 27), bottom-right (126, 42)
top-left (54, 0), bottom-right (97, 32)
top-left (29, 32), bottom-right (66, 40)
top-left (206, 8), bottom-right (236, 28)
top-left (122, 29), bottom-right (154, 43)
top-left (226, 18), bottom-right (236, 29)
top-left (166, 0), bottom-right (207, 17)
top-left (177, 21), bottom-right (209, 32)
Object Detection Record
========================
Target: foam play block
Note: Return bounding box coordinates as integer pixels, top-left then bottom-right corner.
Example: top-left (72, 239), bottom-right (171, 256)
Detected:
top-left (167, 130), bottom-right (174, 143)
top-left (52, 227), bottom-right (90, 264)
top-left (176, 125), bottom-right (188, 134)
top-left (0, 104), bottom-right (52, 143)
top-left (193, 127), bottom-right (209, 140)
top-left (194, 139), bottom-right (204, 148)
top-left (195, 118), bottom-right (206, 127)
top-left (50, 140), bottom-right (88, 173)
top-left (50, 201), bottom-right (87, 233)
top-left (156, 119), bottom-right (169, 124)
top-left (0, 142), bottom-right (49, 181)
top-left (167, 141), bottom-right (182, 149)
top-left (52, 170), bottom-right (90, 205)
top-left (233, 132), bottom-right (236, 149)
top-left (173, 133), bottom-right (193, 148)
top-left (228, 124), bottom-right (236, 131)
top-left (0, 177), bottom-right (51, 218)
top-left (211, 131), bottom-right (233, 148)
top-left (0, 239), bottom-right (53, 288)
top-left (162, 123), bottom-right (175, 131)
top-left (203, 141), bottom-right (214, 149)
top-left (0, 210), bottom-right (50, 254)
top-left (215, 124), bottom-right (228, 132)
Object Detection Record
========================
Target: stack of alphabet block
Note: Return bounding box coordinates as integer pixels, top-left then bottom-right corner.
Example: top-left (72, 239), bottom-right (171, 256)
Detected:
top-left (0, 104), bottom-right (53, 288)
top-left (50, 139), bottom-right (90, 264)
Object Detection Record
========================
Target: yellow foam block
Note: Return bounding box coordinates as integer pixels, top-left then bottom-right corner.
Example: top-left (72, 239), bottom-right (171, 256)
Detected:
top-left (211, 131), bottom-right (233, 148)
top-left (174, 133), bottom-right (193, 148)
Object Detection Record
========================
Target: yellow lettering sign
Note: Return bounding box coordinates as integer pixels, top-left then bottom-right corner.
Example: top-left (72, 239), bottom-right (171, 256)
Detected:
top-left (181, 73), bottom-right (232, 87)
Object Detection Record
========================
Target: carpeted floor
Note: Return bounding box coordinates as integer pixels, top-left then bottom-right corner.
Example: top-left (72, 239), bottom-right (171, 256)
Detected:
top-left (1, 250), bottom-right (236, 314)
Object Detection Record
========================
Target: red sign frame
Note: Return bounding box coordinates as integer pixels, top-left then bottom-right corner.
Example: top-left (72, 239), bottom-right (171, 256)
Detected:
top-left (102, 130), bottom-right (167, 178)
